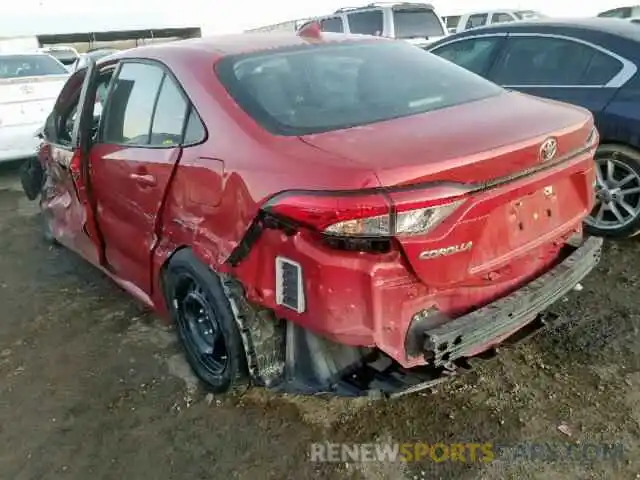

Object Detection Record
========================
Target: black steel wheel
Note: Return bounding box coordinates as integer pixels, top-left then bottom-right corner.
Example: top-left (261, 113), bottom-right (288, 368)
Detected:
top-left (164, 249), bottom-right (248, 393)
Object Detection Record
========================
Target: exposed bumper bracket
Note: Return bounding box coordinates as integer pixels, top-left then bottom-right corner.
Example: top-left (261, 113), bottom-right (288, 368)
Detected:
top-left (422, 237), bottom-right (603, 367)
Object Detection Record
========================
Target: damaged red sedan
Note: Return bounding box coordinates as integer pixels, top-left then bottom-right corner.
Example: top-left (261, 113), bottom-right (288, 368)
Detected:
top-left (20, 30), bottom-right (603, 397)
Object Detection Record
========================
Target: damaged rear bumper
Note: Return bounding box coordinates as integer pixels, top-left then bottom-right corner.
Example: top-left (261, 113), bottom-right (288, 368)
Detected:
top-left (418, 236), bottom-right (603, 367)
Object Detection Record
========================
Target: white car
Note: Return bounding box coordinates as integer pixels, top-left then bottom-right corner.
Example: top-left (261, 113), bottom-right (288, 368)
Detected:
top-left (443, 9), bottom-right (545, 34)
top-left (0, 52), bottom-right (69, 163)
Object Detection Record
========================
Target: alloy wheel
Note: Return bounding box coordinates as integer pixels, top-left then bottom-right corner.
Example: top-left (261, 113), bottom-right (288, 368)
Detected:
top-left (585, 153), bottom-right (640, 231)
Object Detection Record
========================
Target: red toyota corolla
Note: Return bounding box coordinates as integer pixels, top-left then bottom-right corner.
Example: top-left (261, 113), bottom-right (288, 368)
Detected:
top-left (20, 29), bottom-right (603, 397)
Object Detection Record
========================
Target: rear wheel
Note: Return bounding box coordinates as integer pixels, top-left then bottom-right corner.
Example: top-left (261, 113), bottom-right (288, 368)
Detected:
top-left (585, 144), bottom-right (640, 239)
top-left (163, 249), bottom-right (248, 393)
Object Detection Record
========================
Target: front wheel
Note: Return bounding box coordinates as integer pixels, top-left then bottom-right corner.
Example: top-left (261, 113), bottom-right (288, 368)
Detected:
top-left (163, 249), bottom-right (248, 393)
top-left (584, 144), bottom-right (640, 239)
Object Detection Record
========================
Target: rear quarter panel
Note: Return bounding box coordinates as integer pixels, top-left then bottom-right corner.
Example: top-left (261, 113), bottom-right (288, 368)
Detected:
top-left (599, 74), bottom-right (640, 148)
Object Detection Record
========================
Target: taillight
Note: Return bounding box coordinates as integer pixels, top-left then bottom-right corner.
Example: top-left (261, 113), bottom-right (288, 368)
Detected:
top-left (264, 186), bottom-right (468, 238)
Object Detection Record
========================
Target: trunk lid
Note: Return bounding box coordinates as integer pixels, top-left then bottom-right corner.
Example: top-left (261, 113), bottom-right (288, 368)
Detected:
top-left (301, 91), bottom-right (596, 287)
top-left (300, 91), bottom-right (591, 186)
top-left (0, 75), bottom-right (68, 127)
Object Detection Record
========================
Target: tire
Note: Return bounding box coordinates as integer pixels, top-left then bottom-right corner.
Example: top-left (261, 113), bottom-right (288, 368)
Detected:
top-left (584, 144), bottom-right (640, 239)
top-left (163, 249), bottom-right (248, 393)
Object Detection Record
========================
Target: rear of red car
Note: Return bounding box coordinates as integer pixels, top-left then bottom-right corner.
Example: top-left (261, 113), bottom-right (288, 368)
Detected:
top-left (212, 36), bottom-right (601, 393)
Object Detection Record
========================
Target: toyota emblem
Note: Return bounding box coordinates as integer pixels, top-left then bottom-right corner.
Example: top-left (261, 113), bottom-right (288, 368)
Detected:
top-left (539, 137), bottom-right (558, 163)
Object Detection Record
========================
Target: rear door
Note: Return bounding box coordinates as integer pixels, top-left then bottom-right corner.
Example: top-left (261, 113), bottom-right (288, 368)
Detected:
top-left (88, 60), bottom-right (205, 294)
top-left (487, 34), bottom-right (628, 114)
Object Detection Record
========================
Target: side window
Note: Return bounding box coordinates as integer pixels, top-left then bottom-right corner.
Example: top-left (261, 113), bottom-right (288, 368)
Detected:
top-left (598, 7), bottom-right (631, 18)
top-left (492, 37), bottom-right (619, 86)
top-left (465, 14), bottom-right (488, 30)
top-left (431, 38), bottom-right (502, 76)
top-left (44, 70), bottom-right (86, 144)
top-left (102, 62), bottom-right (164, 145)
top-left (347, 10), bottom-right (384, 35)
top-left (183, 109), bottom-right (206, 144)
top-left (444, 15), bottom-right (461, 32)
top-left (48, 69), bottom-right (113, 146)
top-left (149, 76), bottom-right (188, 146)
top-left (491, 12), bottom-right (515, 24)
top-left (582, 50), bottom-right (623, 85)
top-left (320, 17), bottom-right (344, 33)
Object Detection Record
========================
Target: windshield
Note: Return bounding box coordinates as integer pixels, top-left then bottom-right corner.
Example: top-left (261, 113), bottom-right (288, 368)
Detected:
top-left (514, 10), bottom-right (544, 19)
top-left (215, 41), bottom-right (503, 136)
top-left (393, 8), bottom-right (445, 38)
top-left (0, 54), bottom-right (68, 79)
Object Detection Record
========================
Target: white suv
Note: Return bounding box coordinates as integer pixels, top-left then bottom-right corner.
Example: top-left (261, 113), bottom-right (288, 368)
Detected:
top-left (443, 9), bottom-right (545, 34)
top-left (298, 2), bottom-right (448, 46)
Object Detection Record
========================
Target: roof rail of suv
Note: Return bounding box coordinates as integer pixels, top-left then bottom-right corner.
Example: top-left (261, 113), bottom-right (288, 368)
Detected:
top-left (334, 2), bottom-right (434, 14)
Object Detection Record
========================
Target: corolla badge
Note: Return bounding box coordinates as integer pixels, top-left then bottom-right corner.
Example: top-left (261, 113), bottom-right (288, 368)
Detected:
top-left (539, 137), bottom-right (558, 163)
top-left (20, 84), bottom-right (34, 95)
top-left (419, 241), bottom-right (473, 260)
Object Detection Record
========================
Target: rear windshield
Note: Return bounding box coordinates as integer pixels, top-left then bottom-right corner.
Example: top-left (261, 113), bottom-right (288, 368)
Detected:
top-left (0, 54), bottom-right (68, 79)
top-left (393, 7), bottom-right (445, 38)
top-left (215, 41), bottom-right (502, 136)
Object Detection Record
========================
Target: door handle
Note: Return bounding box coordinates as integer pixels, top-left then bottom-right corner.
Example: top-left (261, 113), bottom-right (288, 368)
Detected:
top-left (129, 172), bottom-right (157, 186)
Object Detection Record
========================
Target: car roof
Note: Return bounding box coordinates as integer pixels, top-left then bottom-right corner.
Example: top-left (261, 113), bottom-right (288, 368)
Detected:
top-left (0, 51), bottom-right (51, 57)
top-left (113, 32), bottom-right (379, 63)
top-left (462, 17), bottom-right (640, 41)
top-left (460, 8), bottom-right (532, 15)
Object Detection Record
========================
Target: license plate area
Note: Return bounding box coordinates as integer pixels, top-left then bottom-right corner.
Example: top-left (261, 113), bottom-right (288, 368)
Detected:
top-left (509, 184), bottom-right (560, 243)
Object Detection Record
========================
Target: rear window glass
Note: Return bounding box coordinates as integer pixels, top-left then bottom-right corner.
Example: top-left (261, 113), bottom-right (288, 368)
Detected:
top-left (393, 8), bottom-right (445, 38)
top-left (320, 17), bottom-right (344, 33)
top-left (347, 10), bottom-right (384, 35)
top-left (0, 54), bottom-right (68, 79)
top-left (215, 41), bottom-right (503, 136)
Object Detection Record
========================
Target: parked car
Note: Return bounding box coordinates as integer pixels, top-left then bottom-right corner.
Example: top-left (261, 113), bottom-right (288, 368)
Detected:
top-left (20, 31), bottom-right (602, 397)
top-left (443, 9), bottom-right (545, 34)
top-left (427, 18), bottom-right (640, 238)
top-left (296, 2), bottom-right (448, 46)
top-left (597, 5), bottom-right (640, 18)
top-left (38, 46), bottom-right (80, 70)
top-left (71, 48), bottom-right (119, 72)
top-left (0, 52), bottom-right (69, 163)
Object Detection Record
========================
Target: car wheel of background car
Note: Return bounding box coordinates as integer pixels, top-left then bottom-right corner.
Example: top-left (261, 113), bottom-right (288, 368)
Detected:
top-left (19, 157), bottom-right (44, 201)
top-left (585, 144), bottom-right (640, 239)
top-left (163, 249), bottom-right (248, 393)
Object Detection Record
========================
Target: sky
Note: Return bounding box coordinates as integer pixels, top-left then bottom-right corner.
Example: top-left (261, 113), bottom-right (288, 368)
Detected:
top-left (0, 0), bottom-right (631, 37)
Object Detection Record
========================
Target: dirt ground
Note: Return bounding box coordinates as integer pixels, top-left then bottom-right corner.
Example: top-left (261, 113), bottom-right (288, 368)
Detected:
top-left (0, 161), bottom-right (638, 480)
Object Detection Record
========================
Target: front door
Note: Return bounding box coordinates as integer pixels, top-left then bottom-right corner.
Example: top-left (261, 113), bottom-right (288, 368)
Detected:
top-left (87, 61), bottom-right (192, 294)
top-left (39, 60), bottom-right (104, 264)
